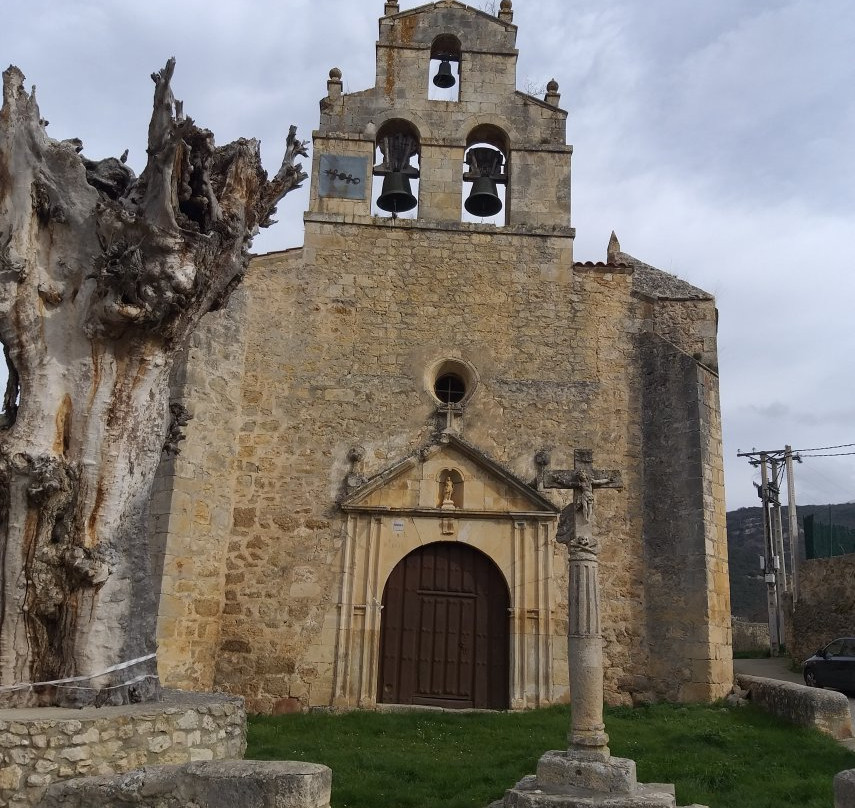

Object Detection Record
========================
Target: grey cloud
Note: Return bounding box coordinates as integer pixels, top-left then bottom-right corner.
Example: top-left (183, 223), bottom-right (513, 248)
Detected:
top-left (3, 0), bottom-right (853, 509)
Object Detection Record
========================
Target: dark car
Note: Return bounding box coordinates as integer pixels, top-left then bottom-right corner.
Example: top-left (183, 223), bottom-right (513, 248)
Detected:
top-left (803, 637), bottom-right (855, 692)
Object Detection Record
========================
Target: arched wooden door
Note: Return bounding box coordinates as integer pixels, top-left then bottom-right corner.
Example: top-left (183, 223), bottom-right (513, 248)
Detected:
top-left (377, 542), bottom-right (509, 709)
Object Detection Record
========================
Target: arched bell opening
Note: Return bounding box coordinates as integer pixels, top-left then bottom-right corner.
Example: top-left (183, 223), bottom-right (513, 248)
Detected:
top-left (462, 124), bottom-right (509, 226)
top-left (372, 119), bottom-right (421, 219)
top-left (428, 34), bottom-right (461, 102)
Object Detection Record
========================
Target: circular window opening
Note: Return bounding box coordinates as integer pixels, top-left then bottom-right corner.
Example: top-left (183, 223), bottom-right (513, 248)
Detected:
top-left (426, 357), bottom-right (479, 407)
top-left (434, 373), bottom-right (466, 403)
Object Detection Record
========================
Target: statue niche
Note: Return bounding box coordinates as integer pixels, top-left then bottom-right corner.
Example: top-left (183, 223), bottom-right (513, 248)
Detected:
top-left (438, 468), bottom-right (464, 509)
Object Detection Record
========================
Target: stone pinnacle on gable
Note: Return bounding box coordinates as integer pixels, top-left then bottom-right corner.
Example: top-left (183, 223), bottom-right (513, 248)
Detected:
top-left (607, 230), bottom-right (621, 263)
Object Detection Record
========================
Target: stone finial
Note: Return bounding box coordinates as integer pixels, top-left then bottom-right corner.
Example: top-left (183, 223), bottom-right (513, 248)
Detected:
top-left (384, 0), bottom-right (399, 15)
top-left (499, 0), bottom-right (513, 23)
top-left (607, 231), bottom-right (621, 263)
top-left (327, 67), bottom-right (343, 101)
top-left (545, 78), bottom-right (560, 107)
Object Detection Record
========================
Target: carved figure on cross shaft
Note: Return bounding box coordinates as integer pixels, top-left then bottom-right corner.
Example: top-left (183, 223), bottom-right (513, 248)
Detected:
top-left (575, 469), bottom-right (615, 525)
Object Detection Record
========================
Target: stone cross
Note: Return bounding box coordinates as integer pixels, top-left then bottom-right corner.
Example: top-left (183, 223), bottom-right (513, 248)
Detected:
top-left (499, 455), bottom-right (678, 808)
top-left (543, 449), bottom-right (622, 761)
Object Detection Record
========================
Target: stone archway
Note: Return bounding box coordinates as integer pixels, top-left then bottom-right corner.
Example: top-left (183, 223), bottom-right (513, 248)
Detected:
top-left (377, 541), bottom-right (509, 709)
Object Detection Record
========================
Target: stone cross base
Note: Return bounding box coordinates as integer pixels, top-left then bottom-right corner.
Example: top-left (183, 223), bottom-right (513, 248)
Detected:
top-left (494, 750), bottom-right (710, 808)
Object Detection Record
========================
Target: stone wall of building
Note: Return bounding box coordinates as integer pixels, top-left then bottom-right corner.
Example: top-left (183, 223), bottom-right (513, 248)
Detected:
top-left (640, 332), bottom-right (731, 702)
top-left (208, 222), bottom-right (647, 712)
top-left (150, 291), bottom-right (250, 691)
top-left (147, 216), bottom-right (729, 711)
top-left (731, 619), bottom-right (770, 653)
top-left (790, 553), bottom-right (855, 662)
top-left (0, 692), bottom-right (245, 808)
top-left (149, 0), bottom-right (732, 712)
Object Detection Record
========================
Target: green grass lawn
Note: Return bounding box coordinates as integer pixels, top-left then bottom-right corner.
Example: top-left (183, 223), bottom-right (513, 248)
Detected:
top-left (247, 703), bottom-right (855, 808)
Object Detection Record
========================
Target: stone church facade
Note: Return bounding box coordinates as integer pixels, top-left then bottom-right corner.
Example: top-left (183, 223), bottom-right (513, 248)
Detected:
top-left (149, 0), bottom-right (732, 713)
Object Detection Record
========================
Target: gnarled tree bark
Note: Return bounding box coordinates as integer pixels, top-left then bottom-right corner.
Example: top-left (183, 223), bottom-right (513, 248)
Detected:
top-left (0, 60), bottom-right (307, 707)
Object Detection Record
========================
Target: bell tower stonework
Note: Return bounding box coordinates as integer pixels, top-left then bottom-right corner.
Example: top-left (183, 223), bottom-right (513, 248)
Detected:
top-left (150, 0), bottom-right (731, 713)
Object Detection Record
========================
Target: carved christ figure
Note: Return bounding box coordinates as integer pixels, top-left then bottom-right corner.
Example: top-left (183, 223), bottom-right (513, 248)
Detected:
top-left (575, 469), bottom-right (613, 524)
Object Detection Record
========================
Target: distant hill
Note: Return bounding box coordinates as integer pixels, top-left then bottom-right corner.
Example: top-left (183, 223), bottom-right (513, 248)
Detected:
top-left (727, 502), bottom-right (855, 621)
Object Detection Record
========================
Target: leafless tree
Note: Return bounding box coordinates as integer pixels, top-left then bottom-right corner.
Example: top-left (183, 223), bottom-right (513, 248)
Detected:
top-left (0, 60), bottom-right (307, 707)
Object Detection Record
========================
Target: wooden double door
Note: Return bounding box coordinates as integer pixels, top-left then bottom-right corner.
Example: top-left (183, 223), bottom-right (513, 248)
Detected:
top-left (377, 542), bottom-right (509, 709)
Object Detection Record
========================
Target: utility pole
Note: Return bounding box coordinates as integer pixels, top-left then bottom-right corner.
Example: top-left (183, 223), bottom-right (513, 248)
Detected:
top-left (784, 445), bottom-right (800, 601)
top-left (769, 457), bottom-right (787, 590)
top-left (758, 454), bottom-right (781, 655)
top-left (769, 456), bottom-right (788, 648)
top-left (739, 445), bottom-right (805, 654)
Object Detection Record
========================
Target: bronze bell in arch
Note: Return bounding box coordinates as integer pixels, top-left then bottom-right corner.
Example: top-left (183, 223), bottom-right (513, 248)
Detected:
top-left (465, 176), bottom-right (502, 217)
top-left (376, 171), bottom-right (418, 213)
top-left (433, 57), bottom-right (456, 89)
top-left (464, 146), bottom-right (505, 218)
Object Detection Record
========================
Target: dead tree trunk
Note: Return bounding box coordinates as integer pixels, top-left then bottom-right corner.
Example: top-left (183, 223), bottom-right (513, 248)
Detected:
top-left (0, 60), bottom-right (307, 707)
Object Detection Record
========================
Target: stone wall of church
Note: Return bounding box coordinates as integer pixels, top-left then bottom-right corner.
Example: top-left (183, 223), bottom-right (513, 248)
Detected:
top-left (150, 214), bottom-right (732, 711)
top-left (184, 218), bottom-right (661, 712)
top-left (150, 290), bottom-right (250, 691)
top-left (146, 0), bottom-right (732, 711)
top-left (639, 330), bottom-right (731, 703)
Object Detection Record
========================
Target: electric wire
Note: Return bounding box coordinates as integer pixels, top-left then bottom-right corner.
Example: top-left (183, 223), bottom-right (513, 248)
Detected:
top-left (793, 442), bottom-right (855, 452)
top-left (797, 459), bottom-right (854, 502)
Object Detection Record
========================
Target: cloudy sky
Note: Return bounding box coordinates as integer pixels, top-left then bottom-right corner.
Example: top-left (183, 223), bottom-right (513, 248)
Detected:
top-left (3, 0), bottom-right (854, 510)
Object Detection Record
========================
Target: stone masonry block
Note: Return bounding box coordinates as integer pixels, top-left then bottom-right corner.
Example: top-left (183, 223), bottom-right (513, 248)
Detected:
top-left (37, 760), bottom-right (332, 808)
top-left (834, 769), bottom-right (855, 808)
top-left (536, 751), bottom-right (637, 794)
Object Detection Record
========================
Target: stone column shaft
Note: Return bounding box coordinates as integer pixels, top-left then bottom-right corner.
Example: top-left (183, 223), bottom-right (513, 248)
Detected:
top-left (567, 549), bottom-right (609, 758)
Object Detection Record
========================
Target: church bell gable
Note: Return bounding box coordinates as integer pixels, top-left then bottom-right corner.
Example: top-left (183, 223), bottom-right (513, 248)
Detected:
top-left (310, 0), bottom-right (574, 231)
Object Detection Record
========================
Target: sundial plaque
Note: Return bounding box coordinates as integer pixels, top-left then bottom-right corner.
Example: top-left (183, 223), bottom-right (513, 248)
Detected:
top-left (318, 154), bottom-right (369, 200)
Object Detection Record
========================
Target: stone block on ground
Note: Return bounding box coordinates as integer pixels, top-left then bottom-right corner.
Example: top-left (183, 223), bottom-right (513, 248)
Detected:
top-left (735, 673), bottom-right (853, 739)
top-left (37, 760), bottom-right (332, 808)
top-left (835, 768), bottom-right (855, 808)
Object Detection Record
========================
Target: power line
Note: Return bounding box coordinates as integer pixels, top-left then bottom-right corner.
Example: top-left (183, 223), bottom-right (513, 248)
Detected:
top-left (796, 460), bottom-right (854, 500)
top-left (800, 451), bottom-right (855, 458)
top-left (793, 442), bottom-right (855, 452)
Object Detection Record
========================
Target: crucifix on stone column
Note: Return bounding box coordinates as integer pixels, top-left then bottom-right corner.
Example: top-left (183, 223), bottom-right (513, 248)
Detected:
top-left (499, 451), bottom-right (692, 808)
top-left (543, 449), bottom-right (622, 761)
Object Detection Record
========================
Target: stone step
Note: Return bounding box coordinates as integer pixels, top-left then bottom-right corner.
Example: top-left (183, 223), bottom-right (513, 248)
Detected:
top-left (499, 775), bottom-right (678, 807)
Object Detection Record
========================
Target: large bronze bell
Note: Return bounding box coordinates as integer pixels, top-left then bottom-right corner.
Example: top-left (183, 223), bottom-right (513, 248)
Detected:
top-left (433, 58), bottom-right (456, 89)
top-left (376, 171), bottom-right (417, 213)
top-left (464, 175), bottom-right (503, 217)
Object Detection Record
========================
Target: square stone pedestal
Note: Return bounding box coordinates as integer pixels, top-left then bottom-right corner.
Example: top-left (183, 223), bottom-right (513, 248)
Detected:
top-left (495, 750), bottom-right (708, 808)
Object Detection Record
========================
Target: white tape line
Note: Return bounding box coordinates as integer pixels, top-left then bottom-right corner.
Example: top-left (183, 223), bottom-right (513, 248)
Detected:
top-left (0, 653), bottom-right (156, 693)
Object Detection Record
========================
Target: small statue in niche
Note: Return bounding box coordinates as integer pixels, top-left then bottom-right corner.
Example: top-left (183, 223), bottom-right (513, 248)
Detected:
top-left (442, 476), bottom-right (455, 507)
